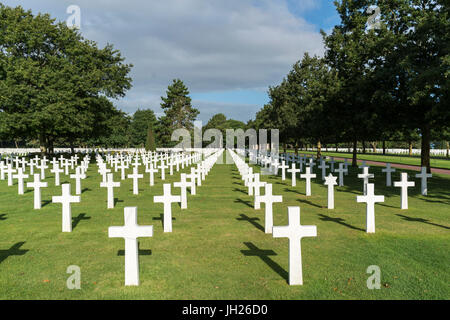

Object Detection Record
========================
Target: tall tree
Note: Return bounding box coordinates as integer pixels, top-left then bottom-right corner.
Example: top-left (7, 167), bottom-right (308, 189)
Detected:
top-left (374, 0), bottom-right (450, 171)
top-left (0, 5), bottom-right (133, 154)
top-left (160, 79), bottom-right (199, 131)
top-left (129, 108), bottom-right (157, 147)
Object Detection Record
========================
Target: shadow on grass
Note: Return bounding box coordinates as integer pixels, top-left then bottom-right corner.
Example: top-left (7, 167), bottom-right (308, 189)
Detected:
top-left (0, 242), bottom-right (28, 264)
top-left (395, 214), bottom-right (450, 230)
top-left (114, 198), bottom-right (124, 206)
top-left (233, 188), bottom-right (248, 195)
top-left (118, 242), bottom-right (152, 256)
top-left (81, 188), bottom-right (91, 194)
top-left (41, 200), bottom-right (52, 208)
top-left (234, 198), bottom-right (254, 209)
top-left (283, 187), bottom-right (304, 195)
top-left (0, 214), bottom-right (7, 221)
top-left (318, 213), bottom-right (365, 232)
top-left (72, 213), bottom-right (91, 230)
top-left (297, 199), bottom-right (323, 208)
top-left (240, 242), bottom-right (288, 283)
top-left (152, 213), bottom-right (176, 229)
top-left (236, 214), bottom-right (264, 232)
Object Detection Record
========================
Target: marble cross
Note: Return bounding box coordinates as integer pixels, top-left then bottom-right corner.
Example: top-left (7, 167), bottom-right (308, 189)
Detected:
top-left (174, 173), bottom-right (189, 209)
top-left (100, 173), bottom-right (121, 209)
top-left (358, 167), bottom-right (374, 195)
top-left (300, 167), bottom-right (316, 196)
top-left (50, 164), bottom-right (63, 186)
top-left (158, 161), bottom-right (167, 180)
top-left (324, 173), bottom-right (338, 209)
top-left (415, 167), bottom-right (432, 196)
top-left (70, 166), bottom-right (86, 195)
top-left (334, 163), bottom-right (347, 187)
top-left (273, 206), bottom-right (317, 285)
top-left (52, 184), bottom-right (80, 232)
top-left (6, 163), bottom-right (16, 186)
top-left (356, 183), bottom-right (384, 233)
top-left (153, 184), bottom-right (181, 232)
top-left (186, 172), bottom-right (197, 195)
top-left (26, 174), bottom-right (48, 209)
top-left (128, 166), bottom-right (143, 195)
top-left (381, 163), bottom-right (396, 187)
top-left (287, 163), bottom-right (300, 187)
top-left (255, 183), bottom-right (282, 233)
top-left (108, 207), bottom-right (153, 286)
top-left (278, 161), bottom-right (288, 180)
top-left (145, 164), bottom-right (158, 186)
top-left (318, 160), bottom-right (329, 181)
top-left (394, 172), bottom-right (415, 209)
top-left (117, 162), bottom-right (128, 180)
top-left (251, 173), bottom-right (266, 209)
top-left (12, 168), bottom-right (28, 195)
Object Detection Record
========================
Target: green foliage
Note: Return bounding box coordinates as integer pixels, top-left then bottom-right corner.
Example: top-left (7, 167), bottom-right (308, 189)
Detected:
top-left (145, 123), bottom-right (156, 151)
top-left (250, 0), bottom-right (449, 170)
top-left (160, 79), bottom-right (199, 131)
top-left (129, 109), bottom-right (157, 147)
top-left (0, 4), bottom-right (132, 153)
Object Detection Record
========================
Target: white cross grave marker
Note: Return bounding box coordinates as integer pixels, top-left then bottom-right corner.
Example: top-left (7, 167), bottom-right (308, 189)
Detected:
top-left (273, 206), bottom-right (317, 285)
top-left (287, 163), bottom-right (300, 187)
top-left (26, 174), bottom-right (48, 209)
top-left (174, 173), bottom-right (189, 209)
top-left (318, 160), bottom-right (329, 181)
top-left (415, 167), bottom-right (432, 196)
top-left (128, 166), bottom-right (143, 195)
top-left (394, 172), bottom-right (415, 209)
top-left (50, 164), bottom-right (63, 186)
top-left (324, 173), bottom-right (338, 209)
top-left (356, 183), bottom-right (384, 233)
top-left (358, 167), bottom-right (374, 195)
top-left (279, 161), bottom-right (288, 181)
top-left (334, 163), bottom-right (347, 187)
top-left (52, 184), bottom-right (80, 232)
top-left (13, 168), bottom-right (29, 195)
top-left (381, 163), bottom-right (396, 187)
top-left (153, 184), bottom-right (181, 233)
top-left (100, 173), bottom-right (121, 209)
top-left (70, 166), bottom-right (86, 195)
top-left (300, 167), bottom-right (316, 196)
top-left (255, 184), bottom-right (282, 233)
top-left (108, 207), bottom-right (153, 286)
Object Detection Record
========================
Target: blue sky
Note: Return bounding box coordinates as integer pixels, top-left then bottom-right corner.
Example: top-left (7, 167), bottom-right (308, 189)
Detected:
top-left (2, 0), bottom-right (340, 123)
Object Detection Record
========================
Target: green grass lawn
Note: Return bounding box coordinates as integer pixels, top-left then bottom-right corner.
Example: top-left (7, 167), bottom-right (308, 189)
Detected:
top-left (0, 152), bottom-right (449, 299)
top-left (283, 150), bottom-right (450, 170)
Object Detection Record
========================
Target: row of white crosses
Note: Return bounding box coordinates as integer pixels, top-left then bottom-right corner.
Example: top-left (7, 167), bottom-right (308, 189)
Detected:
top-left (257, 150), bottom-right (432, 210)
top-left (230, 149), bottom-right (316, 285)
top-left (108, 149), bottom-right (224, 285)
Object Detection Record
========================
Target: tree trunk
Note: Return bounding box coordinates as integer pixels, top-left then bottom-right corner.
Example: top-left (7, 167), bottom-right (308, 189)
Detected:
top-left (382, 140), bottom-right (386, 155)
top-left (362, 141), bottom-right (366, 154)
top-left (446, 141), bottom-right (449, 158)
top-left (336, 143), bottom-right (338, 152)
top-left (420, 124), bottom-right (431, 173)
top-left (352, 139), bottom-right (358, 167)
top-left (47, 137), bottom-right (54, 155)
top-left (294, 142), bottom-right (298, 155)
top-left (408, 141), bottom-right (413, 156)
top-left (39, 131), bottom-right (47, 155)
top-left (316, 140), bottom-right (322, 159)
top-left (283, 143), bottom-right (287, 155)
top-left (371, 141), bottom-right (377, 153)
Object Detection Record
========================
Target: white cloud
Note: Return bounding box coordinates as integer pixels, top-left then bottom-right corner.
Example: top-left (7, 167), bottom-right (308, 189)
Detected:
top-left (3, 0), bottom-right (325, 121)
